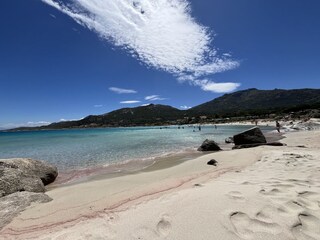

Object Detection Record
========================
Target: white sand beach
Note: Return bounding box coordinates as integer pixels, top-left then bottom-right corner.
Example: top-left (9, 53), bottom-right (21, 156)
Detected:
top-left (1, 129), bottom-right (320, 240)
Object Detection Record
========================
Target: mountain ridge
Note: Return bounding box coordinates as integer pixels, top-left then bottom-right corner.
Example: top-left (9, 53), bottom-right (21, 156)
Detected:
top-left (5, 88), bottom-right (320, 131)
top-left (190, 88), bottom-right (320, 116)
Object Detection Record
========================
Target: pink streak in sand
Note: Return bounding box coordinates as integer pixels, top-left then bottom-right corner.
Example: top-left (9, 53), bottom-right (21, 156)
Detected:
top-left (1, 167), bottom-right (238, 238)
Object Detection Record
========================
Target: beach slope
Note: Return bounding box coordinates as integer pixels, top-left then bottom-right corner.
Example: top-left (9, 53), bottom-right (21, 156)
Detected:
top-left (1, 130), bottom-right (320, 240)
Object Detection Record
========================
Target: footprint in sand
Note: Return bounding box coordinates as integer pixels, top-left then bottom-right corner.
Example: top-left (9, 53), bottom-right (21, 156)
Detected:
top-left (292, 213), bottom-right (320, 240)
top-left (227, 191), bottom-right (245, 202)
top-left (296, 198), bottom-right (320, 211)
top-left (298, 190), bottom-right (319, 198)
top-left (255, 206), bottom-right (280, 223)
top-left (156, 215), bottom-right (172, 237)
top-left (230, 212), bottom-right (282, 239)
top-left (282, 200), bottom-right (306, 213)
top-left (260, 188), bottom-right (283, 196)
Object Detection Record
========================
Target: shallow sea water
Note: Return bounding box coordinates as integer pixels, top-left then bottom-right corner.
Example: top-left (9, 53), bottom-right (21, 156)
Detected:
top-left (0, 125), bottom-right (272, 173)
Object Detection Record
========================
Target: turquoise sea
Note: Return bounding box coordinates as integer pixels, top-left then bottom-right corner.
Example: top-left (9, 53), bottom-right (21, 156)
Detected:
top-left (0, 125), bottom-right (272, 176)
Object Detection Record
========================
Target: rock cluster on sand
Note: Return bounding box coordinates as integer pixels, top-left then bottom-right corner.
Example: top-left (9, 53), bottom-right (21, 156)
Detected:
top-left (198, 139), bottom-right (221, 152)
top-left (0, 192), bottom-right (52, 230)
top-left (0, 158), bottom-right (58, 197)
top-left (0, 158), bottom-right (57, 230)
top-left (233, 127), bottom-right (267, 146)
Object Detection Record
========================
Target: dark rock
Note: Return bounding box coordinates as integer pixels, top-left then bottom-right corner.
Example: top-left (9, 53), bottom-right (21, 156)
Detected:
top-left (0, 192), bottom-right (52, 230)
top-left (232, 142), bottom-right (285, 149)
top-left (198, 139), bottom-right (222, 152)
top-left (207, 159), bottom-right (218, 166)
top-left (0, 158), bottom-right (58, 197)
top-left (233, 127), bottom-right (267, 146)
top-left (225, 137), bottom-right (234, 144)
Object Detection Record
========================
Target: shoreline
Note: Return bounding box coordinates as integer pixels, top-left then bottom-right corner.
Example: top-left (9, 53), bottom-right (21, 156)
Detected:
top-left (1, 123), bottom-right (270, 187)
top-left (51, 150), bottom-right (205, 188)
top-left (1, 126), bottom-right (319, 239)
top-left (43, 124), bottom-right (280, 188)
top-left (49, 126), bottom-right (281, 188)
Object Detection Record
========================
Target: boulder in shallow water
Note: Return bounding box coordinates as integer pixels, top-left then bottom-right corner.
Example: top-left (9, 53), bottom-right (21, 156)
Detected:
top-left (198, 139), bottom-right (221, 152)
top-left (233, 127), bottom-right (267, 146)
top-left (0, 158), bottom-right (58, 197)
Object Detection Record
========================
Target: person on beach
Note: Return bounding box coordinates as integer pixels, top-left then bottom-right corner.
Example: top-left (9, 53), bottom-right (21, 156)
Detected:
top-left (276, 120), bottom-right (281, 133)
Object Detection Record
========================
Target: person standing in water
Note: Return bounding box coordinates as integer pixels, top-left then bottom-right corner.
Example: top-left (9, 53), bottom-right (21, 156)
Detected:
top-left (276, 120), bottom-right (281, 133)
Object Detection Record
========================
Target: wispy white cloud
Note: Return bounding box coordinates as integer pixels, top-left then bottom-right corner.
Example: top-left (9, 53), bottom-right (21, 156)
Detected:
top-left (120, 100), bottom-right (141, 104)
top-left (26, 121), bottom-right (50, 126)
top-left (145, 95), bottom-right (166, 101)
top-left (223, 53), bottom-right (232, 57)
top-left (109, 87), bottom-right (137, 94)
top-left (193, 79), bottom-right (241, 93)
top-left (42, 0), bottom-right (240, 93)
top-left (141, 103), bottom-right (151, 107)
top-left (59, 117), bottom-right (84, 122)
top-left (49, 13), bottom-right (56, 19)
top-left (94, 104), bottom-right (103, 108)
top-left (180, 105), bottom-right (191, 110)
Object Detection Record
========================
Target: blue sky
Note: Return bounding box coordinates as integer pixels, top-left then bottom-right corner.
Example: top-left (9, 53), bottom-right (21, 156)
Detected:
top-left (0, 0), bottom-right (320, 129)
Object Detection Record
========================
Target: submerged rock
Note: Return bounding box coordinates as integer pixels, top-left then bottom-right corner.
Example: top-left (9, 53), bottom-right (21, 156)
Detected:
top-left (198, 139), bottom-right (221, 152)
top-left (233, 127), bottom-right (267, 146)
top-left (0, 158), bottom-right (58, 197)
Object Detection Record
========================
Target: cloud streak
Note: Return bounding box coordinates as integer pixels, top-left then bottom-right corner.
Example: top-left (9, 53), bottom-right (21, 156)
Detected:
top-left (43, 0), bottom-right (240, 93)
top-left (145, 95), bottom-right (166, 101)
top-left (109, 87), bottom-right (137, 94)
top-left (120, 100), bottom-right (141, 104)
top-left (194, 79), bottom-right (241, 93)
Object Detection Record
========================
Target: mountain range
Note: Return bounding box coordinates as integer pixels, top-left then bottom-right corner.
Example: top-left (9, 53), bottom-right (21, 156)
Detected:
top-left (191, 88), bottom-right (320, 116)
top-left (7, 88), bottom-right (320, 131)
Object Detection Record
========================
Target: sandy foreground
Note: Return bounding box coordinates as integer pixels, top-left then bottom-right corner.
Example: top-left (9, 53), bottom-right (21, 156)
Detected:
top-left (1, 130), bottom-right (320, 240)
